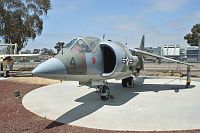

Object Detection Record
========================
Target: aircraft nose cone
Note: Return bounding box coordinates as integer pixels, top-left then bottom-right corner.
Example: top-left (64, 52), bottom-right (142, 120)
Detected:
top-left (32, 58), bottom-right (67, 79)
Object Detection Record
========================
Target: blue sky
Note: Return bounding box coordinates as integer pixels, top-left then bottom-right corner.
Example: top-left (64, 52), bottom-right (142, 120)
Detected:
top-left (26, 0), bottom-right (200, 50)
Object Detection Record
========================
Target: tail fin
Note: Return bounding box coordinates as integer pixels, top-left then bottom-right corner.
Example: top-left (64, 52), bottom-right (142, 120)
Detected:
top-left (138, 35), bottom-right (145, 71)
top-left (139, 35), bottom-right (145, 50)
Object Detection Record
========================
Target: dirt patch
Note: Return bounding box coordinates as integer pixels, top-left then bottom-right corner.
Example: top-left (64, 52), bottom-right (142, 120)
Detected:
top-left (8, 77), bottom-right (60, 85)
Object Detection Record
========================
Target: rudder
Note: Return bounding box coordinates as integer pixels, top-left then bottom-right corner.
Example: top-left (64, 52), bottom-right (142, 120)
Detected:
top-left (139, 35), bottom-right (145, 50)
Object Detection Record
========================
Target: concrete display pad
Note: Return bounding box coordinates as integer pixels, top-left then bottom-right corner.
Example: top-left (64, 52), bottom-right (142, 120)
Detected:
top-left (23, 77), bottom-right (200, 131)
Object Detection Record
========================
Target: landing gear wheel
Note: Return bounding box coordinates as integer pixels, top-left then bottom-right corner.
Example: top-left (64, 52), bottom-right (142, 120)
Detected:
top-left (122, 77), bottom-right (134, 87)
top-left (122, 78), bottom-right (128, 87)
top-left (100, 86), bottom-right (110, 100)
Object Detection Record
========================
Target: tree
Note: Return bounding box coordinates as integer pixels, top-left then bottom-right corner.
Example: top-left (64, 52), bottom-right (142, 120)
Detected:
top-left (41, 48), bottom-right (48, 54)
top-left (47, 49), bottom-right (55, 55)
top-left (41, 48), bottom-right (55, 55)
top-left (0, 0), bottom-right (51, 53)
top-left (21, 49), bottom-right (31, 54)
top-left (184, 24), bottom-right (200, 46)
top-left (54, 42), bottom-right (65, 54)
top-left (32, 48), bottom-right (40, 54)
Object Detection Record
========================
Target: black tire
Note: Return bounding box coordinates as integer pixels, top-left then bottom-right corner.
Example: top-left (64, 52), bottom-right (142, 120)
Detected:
top-left (100, 86), bottom-right (110, 100)
top-left (122, 77), bottom-right (134, 87)
top-left (122, 78), bottom-right (127, 87)
top-left (127, 77), bottom-right (133, 86)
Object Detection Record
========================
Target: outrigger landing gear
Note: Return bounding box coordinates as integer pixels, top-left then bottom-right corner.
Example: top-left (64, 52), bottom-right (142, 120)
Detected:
top-left (97, 85), bottom-right (110, 100)
top-left (186, 65), bottom-right (191, 88)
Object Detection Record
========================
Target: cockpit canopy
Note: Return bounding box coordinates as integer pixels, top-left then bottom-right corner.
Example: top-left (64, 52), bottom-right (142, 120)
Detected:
top-left (65, 37), bottom-right (100, 52)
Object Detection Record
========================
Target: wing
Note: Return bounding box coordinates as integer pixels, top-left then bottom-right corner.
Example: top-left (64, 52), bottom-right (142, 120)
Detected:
top-left (0, 54), bottom-right (40, 62)
top-left (1, 54), bottom-right (39, 58)
top-left (131, 48), bottom-right (195, 67)
top-left (5, 54), bottom-right (40, 57)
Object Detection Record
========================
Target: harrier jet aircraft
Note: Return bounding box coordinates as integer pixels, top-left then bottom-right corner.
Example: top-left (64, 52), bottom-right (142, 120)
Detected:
top-left (32, 36), bottom-right (193, 100)
top-left (0, 43), bottom-right (39, 76)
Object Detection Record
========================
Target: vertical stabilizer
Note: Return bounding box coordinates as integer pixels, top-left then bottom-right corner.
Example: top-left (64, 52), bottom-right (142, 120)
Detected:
top-left (139, 35), bottom-right (145, 50)
top-left (138, 35), bottom-right (145, 71)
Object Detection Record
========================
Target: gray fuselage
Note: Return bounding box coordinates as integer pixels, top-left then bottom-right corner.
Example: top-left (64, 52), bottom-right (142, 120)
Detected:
top-left (32, 38), bottom-right (140, 85)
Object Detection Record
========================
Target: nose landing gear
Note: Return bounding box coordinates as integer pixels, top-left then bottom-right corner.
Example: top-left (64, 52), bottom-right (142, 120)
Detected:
top-left (97, 85), bottom-right (111, 100)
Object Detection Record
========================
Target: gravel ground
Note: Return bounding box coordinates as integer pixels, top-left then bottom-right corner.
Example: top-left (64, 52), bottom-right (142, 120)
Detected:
top-left (8, 77), bottom-right (60, 85)
top-left (0, 78), bottom-right (200, 133)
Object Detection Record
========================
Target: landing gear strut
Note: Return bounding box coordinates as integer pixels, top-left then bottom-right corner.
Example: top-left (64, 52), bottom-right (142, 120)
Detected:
top-left (186, 65), bottom-right (191, 88)
top-left (97, 85), bottom-right (110, 100)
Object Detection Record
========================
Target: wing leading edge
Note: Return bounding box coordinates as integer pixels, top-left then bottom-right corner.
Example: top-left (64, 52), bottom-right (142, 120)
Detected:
top-left (131, 48), bottom-right (196, 67)
top-left (0, 54), bottom-right (40, 62)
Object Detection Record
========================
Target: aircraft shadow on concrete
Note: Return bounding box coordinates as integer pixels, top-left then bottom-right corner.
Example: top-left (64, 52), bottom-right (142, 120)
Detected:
top-left (45, 77), bottom-right (195, 129)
